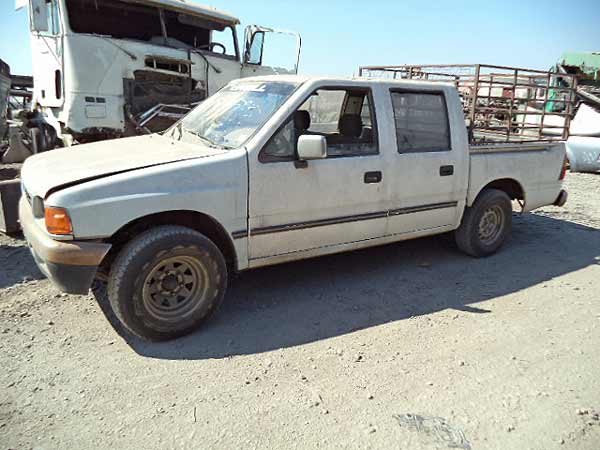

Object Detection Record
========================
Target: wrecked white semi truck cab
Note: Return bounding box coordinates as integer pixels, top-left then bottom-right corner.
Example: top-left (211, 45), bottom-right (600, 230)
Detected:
top-left (18, 0), bottom-right (300, 149)
top-left (20, 76), bottom-right (568, 341)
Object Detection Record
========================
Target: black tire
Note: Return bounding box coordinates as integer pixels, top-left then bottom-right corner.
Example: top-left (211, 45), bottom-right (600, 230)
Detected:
top-left (454, 189), bottom-right (512, 257)
top-left (107, 226), bottom-right (227, 341)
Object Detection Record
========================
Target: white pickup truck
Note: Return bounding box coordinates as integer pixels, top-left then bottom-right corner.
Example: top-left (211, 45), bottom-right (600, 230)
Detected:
top-left (19, 75), bottom-right (568, 340)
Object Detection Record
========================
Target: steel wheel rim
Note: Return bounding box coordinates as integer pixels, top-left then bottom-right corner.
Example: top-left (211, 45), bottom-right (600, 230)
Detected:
top-left (142, 255), bottom-right (209, 321)
top-left (478, 205), bottom-right (505, 245)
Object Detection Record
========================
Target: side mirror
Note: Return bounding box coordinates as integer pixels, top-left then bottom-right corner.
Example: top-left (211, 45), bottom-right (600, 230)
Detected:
top-left (297, 135), bottom-right (327, 160)
top-left (29, 0), bottom-right (49, 32)
top-left (243, 26), bottom-right (264, 65)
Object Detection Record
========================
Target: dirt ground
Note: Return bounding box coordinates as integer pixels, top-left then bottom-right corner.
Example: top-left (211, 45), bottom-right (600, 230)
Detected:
top-left (1, 172), bottom-right (599, 450)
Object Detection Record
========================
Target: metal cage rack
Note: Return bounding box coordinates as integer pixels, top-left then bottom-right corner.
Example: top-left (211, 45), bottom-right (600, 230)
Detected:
top-left (358, 64), bottom-right (579, 145)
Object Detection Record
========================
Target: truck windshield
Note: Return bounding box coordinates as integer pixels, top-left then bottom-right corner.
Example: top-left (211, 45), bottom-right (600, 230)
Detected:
top-left (65, 0), bottom-right (237, 56)
top-left (170, 81), bottom-right (299, 149)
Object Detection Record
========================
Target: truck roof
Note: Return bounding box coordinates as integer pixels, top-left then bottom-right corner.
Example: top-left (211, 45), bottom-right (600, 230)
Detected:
top-left (122, 0), bottom-right (239, 25)
top-left (16, 0), bottom-right (239, 25)
top-left (237, 74), bottom-right (457, 89)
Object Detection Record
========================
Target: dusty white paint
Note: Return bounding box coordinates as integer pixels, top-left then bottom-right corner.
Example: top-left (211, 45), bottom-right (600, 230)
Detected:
top-left (468, 142), bottom-right (565, 211)
top-left (20, 76), bottom-right (567, 272)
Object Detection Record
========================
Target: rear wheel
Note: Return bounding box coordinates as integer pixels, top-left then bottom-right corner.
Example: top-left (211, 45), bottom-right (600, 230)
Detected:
top-left (107, 226), bottom-right (227, 341)
top-left (454, 189), bottom-right (512, 257)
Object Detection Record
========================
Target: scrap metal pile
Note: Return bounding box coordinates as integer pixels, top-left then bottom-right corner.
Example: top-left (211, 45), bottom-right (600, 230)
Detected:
top-left (0, 57), bottom-right (33, 164)
top-left (359, 64), bottom-right (579, 145)
top-left (555, 52), bottom-right (600, 108)
top-left (0, 58), bottom-right (33, 233)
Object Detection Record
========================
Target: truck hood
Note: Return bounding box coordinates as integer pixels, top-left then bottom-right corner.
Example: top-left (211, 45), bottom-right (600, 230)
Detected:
top-left (21, 134), bottom-right (226, 198)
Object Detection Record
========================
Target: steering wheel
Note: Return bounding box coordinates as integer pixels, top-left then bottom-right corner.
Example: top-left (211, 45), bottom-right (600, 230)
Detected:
top-left (209, 42), bottom-right (226, 55)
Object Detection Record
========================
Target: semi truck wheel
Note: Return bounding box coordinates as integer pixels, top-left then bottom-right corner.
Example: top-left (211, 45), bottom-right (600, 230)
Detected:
top-left (454, 189), bottom-right (512, 257)
top-left (107, 226), bottom-right (227, 341)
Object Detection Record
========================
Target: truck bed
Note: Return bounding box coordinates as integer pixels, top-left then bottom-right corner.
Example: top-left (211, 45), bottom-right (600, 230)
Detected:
top-left (467, 141), bottom-right (565, 212)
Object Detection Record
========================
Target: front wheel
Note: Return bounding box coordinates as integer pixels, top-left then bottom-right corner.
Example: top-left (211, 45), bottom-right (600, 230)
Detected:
top-left (454, 189), bottom-right (512, 257)
top-left (107, 226), bottom-right (227, 341)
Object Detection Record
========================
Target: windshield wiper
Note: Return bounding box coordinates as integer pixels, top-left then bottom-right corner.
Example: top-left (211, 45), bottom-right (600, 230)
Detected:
top-left (184, 129), bottom-right (230, 150)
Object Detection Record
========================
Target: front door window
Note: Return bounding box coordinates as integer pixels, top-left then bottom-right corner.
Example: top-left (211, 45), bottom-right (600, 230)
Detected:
top-left (260, 87), bottom-right (378, 162)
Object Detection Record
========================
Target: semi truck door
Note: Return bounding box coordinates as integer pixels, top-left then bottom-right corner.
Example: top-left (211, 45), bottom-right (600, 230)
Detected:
top-left (29, 0), bottom-right (64, 108)
top-left (241, 25), bottom-right (301, 78)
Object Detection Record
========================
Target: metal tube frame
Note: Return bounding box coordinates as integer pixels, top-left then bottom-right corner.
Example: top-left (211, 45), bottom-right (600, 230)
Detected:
top-left (358, 63), bottom-right (578, 145)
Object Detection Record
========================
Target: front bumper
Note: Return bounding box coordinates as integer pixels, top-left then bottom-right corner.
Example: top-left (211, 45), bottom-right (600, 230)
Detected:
top-left (19, 198), bottom-right (112, 294)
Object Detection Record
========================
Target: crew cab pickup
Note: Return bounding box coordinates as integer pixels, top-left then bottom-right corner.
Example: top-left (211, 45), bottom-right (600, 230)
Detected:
top-left (19, 75), bottom-right (568, 341)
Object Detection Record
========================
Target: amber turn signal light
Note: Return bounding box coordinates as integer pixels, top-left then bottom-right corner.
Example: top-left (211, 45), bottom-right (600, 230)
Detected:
top-left (45, 207), bottom-right (73, 235)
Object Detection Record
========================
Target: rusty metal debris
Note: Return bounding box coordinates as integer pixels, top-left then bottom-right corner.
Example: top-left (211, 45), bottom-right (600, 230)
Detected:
top-left (0, 60), bottom-right (10, 145)
top-left (553, 52), bottom-right (600, 108)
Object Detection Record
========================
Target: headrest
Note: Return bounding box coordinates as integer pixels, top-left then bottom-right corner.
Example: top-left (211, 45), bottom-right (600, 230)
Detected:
top-left (294, 110), bottom-right (311, 131)
top-left (339, 114), bottom-right (363, 138)
top-left (360, 127), bottom-right (373, 141)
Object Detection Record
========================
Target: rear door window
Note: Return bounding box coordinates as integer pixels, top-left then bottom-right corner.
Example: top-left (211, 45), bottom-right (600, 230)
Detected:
top-left (390, 91), bottom-right (451, 152)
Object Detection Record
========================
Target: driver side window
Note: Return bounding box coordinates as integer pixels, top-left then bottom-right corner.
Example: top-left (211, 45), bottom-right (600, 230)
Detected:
top-left (211, 27), bottom-right (236, 57)
top-left (260, 87), bottom-right (379, 163)
top-left (300, 88), bottom-right (378, 157)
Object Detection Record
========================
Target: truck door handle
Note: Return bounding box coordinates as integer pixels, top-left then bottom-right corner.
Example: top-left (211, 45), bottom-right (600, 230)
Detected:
top-left (439, 165), bottom-right (454, 176)
top-left (364, 171), bottom-right (382, 184)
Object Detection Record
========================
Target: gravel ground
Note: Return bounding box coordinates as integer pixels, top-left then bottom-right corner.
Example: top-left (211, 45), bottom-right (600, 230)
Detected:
top-left (1, 172), bottom-right (599, 450)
